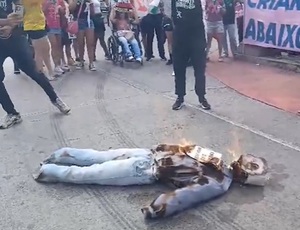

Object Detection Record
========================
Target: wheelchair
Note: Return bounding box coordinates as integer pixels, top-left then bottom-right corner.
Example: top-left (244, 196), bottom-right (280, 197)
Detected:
top-left (107, 3), bottom-right (143, 67)
top-left (107, 26), bottom-right (143, 67)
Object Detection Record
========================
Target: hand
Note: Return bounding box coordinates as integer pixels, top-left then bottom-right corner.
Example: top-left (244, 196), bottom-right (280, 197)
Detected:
top-left (0, 26), bottom-right (13, 38)
top-left (7, 13), bottom-right (23, 26)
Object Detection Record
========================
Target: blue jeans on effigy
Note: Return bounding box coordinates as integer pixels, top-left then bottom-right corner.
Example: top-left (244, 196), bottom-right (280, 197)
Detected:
top-left (35, 148), bottom-right (156, 186)
top-left (118, 36), bottom-right (141, 59)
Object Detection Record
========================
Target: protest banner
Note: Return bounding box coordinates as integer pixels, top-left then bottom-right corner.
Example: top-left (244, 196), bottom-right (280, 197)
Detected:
top-left (243, 0), bottom-right (300, 51)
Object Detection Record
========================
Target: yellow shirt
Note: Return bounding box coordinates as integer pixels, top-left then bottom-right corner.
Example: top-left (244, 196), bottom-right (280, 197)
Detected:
top-left (23, 0), bottom-right (45, 31)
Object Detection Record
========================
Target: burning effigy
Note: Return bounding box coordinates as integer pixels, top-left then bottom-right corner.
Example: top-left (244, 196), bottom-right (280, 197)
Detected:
top-left (33, 144), bottom-right (269, 219)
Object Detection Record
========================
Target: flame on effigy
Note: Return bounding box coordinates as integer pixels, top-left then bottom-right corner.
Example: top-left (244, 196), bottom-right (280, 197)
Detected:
top-left (227, 130), bottom-right (244, 162)
top-left (179, 138), bottom-right (194, 146)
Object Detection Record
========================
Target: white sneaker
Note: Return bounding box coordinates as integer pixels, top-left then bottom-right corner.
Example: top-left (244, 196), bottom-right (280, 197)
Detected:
top-left (136, 57), bottom-right (142, 63)
top-left (127, 56), bottom-right (134, 61)
top-left (75, 61), bottom-right (84, 70)
top-left (172, 71), bottom-right (175, 76)
top-left (48, 76), bottom-right (57, 81)
top-left (89, 62), bottom-right (96, 71)
top-left (52, 98), bottom-right (71, 114)
top-left (61, 65), bottom-right (70, 72)
top-left (54, 66), bottom-right (64, 76)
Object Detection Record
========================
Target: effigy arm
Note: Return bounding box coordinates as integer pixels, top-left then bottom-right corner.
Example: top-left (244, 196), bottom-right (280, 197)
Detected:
top-left (141, 169), bottom-right (232, 219)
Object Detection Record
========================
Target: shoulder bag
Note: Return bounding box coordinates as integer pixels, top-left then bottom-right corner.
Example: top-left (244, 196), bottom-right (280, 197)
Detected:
top-left (66, 1), bottom-right (84, 35)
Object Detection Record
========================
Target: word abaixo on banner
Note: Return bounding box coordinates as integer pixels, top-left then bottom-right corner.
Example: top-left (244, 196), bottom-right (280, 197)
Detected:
top-left (243, 0), bottom-right (300, 51)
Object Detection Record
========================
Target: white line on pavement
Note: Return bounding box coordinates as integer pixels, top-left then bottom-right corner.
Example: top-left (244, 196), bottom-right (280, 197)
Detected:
top-left (163, 94), bottom-right (300, 153)
top-left (103, 69), bottom-right (300, 153)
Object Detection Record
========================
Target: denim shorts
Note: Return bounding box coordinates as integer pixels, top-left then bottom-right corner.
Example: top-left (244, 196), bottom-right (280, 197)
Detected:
top-left (47, 28), bottom-right (62, 35)
top-left (78, 19), bottom-right (94, 31)
top-left (206, 21), bottom-right (224, 34)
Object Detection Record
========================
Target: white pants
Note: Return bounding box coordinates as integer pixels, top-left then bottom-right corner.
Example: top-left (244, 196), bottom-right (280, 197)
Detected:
top-left (35, 148), bottom-right (156, 186)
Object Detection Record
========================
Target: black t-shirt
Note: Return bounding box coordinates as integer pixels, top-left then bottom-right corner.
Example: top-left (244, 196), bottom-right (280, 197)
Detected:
top-left (0, 0), bottom-right (14, 19)
top-left (222, 0), bottom-right (235, 25)
top-left (171, 0), bottom-right (205, 31)
top-left (72, 0), bottom-right (89, 20)
top-left (0, 0), bottom-right (23, 36)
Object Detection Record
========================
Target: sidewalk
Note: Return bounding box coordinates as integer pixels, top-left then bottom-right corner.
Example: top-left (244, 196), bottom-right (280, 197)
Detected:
top-left (207, 52), bottom-right (300, 114)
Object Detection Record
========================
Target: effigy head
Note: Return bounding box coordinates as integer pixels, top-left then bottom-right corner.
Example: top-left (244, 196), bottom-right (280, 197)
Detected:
top-left (230, 154), bottom-right (269, 186)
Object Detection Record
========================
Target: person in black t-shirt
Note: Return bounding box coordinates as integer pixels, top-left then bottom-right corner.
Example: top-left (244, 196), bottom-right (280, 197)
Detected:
top-left (222, 0), bottom-right (237, 57)
top-left (171, 0), bottom-right (211, 111)
top-left (0, 0), bottom-right (71, 129)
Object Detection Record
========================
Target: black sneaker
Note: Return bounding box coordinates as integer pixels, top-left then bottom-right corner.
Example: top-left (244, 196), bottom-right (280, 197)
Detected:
top-left (199, 98), bottom-right (211, 110)
top-left (166, 59), bottom-right (172, 65)
top-left (172, 98), bottom-right (184, 110)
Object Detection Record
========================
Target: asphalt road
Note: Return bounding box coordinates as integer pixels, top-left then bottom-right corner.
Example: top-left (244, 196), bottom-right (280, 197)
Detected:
top-left (1, 37), bottom-right (300, 230)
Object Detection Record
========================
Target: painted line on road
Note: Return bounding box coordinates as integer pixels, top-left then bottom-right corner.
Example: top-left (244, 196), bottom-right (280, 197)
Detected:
top-left (19, 95), bottom-right (138, 118)
top-left (104, 69), bottom-right (300, 153)
top-left (163, 94), bottom-right (300, 152)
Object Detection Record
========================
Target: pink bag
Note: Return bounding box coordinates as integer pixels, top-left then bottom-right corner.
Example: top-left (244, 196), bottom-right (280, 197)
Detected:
top-left (67, 1), bottom-right (84, 35)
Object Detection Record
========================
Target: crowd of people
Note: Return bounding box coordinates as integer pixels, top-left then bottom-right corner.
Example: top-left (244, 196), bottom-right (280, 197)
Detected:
top-left (0, 0), bottom-right (245, 129)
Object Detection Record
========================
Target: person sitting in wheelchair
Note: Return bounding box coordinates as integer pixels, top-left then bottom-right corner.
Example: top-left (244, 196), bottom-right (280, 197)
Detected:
top-left (109, 4), bottom-right (142, 63)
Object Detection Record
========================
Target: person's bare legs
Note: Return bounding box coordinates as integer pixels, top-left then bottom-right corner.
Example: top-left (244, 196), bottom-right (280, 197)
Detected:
top-left (75, 30), bottom-right (85, 69)
top-left (55, 34), bottom-right (63, 66)
top-left (41, 36), bottom-right (55, 76)
top-left (48, 34), bottom-right (61, 68)
top-left (85, 28), bottom-right (95, 69)
top-left (31, 38), bottom-right (44, 73)
top-left (65, 44), bottom-right (74, 66)
top-left (215, 32), bottom-right (224, 62)
top-left (31, 36), bottom-right (54, 79)
top-left (61, 45), bottom-right (67, 66)
top-left (73, 39), bottom-right (80, 61)
top-left (206, 33), bottom-right (213, 61)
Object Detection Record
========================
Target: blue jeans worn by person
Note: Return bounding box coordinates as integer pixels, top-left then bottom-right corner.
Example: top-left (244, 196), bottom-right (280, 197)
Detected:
top-left (118, 36), bottom-right (141, 59)
top-left (223, 24), bottom-right (238, 57)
